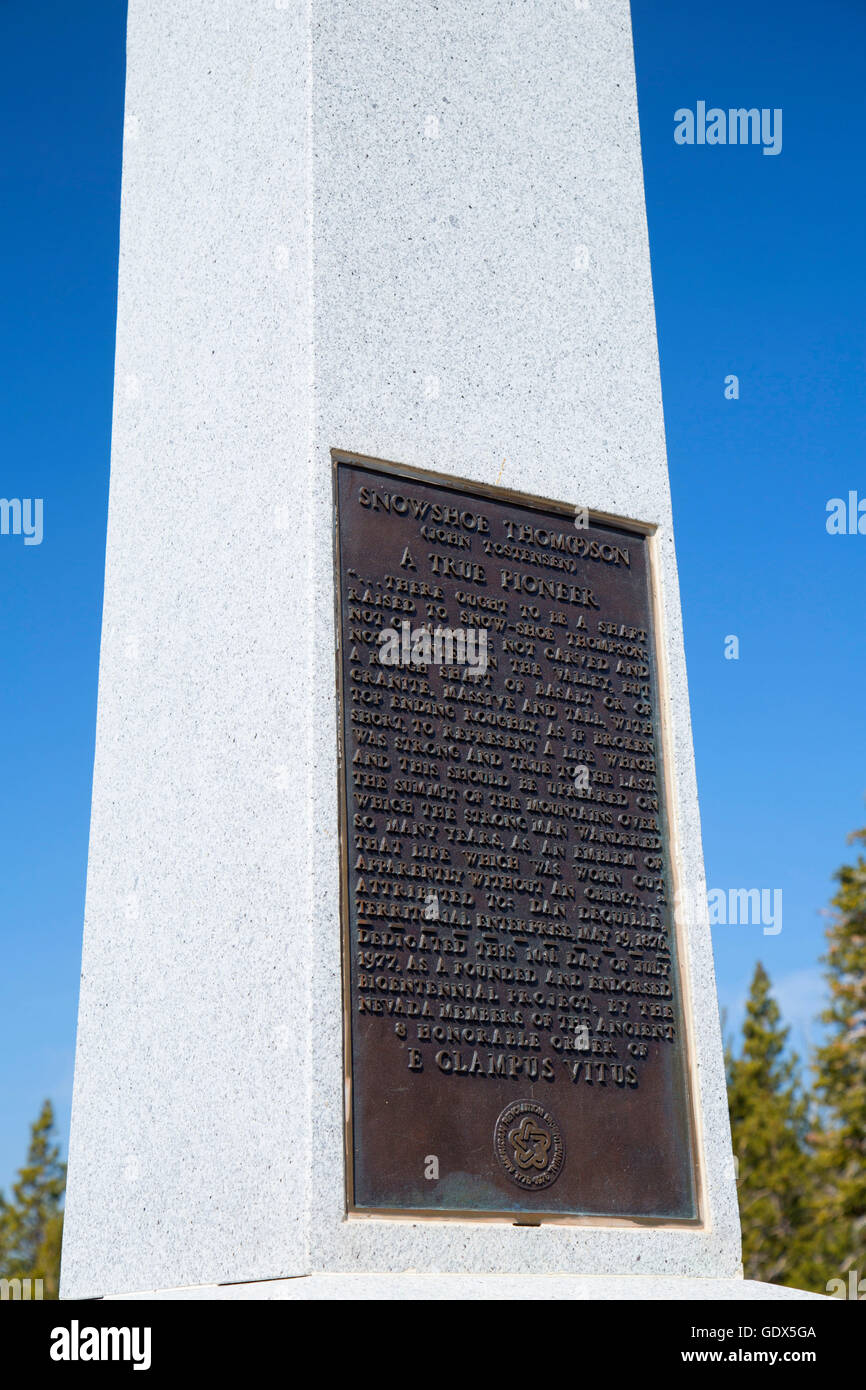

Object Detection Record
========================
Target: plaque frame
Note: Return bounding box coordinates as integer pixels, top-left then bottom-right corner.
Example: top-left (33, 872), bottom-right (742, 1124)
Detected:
top-left (332, 448), bottom-right (706, 1230)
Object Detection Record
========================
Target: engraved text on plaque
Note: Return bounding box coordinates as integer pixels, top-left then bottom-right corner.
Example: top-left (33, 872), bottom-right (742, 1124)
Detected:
top-left (334, 452), bottom-right (698, 1221)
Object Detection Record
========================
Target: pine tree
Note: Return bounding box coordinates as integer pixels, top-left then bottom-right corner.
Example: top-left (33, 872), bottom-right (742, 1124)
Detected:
top-left (726, 963), bottom-right (825, 1290)
top-left (813, 828), bottom-right (866, 1277)
top-left (0, 1101), bottom-right (66, 1298)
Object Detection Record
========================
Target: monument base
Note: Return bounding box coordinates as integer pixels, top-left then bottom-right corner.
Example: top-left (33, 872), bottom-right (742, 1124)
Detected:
top-left (104, 1274), bottom-right (825, 1301)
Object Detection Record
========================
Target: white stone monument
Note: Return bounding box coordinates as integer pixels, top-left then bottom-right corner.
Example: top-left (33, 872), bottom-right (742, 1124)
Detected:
top-left (61, 0), bottom-right (818, 1300)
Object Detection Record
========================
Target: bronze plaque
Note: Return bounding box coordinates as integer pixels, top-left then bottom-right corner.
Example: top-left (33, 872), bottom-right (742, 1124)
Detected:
top-left (334, 451), bottom-right (699, 1222)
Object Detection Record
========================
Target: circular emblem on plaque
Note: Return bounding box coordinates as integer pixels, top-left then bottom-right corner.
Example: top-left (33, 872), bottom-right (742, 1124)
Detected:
top-left (494, 1100), bottom-right (564, 1189)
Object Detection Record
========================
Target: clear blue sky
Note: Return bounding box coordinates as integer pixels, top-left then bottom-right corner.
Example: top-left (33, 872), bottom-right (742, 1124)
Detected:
top-left (0, 0), bottom-right (863, 1192)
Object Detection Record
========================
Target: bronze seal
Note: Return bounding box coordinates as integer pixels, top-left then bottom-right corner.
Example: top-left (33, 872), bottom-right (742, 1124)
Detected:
top-left (494, 1100), bottom-right (564, 1189)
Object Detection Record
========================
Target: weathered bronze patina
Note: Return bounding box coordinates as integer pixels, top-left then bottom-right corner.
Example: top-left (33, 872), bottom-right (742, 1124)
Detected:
top-left (334, 451), bottom-right (699, 1221)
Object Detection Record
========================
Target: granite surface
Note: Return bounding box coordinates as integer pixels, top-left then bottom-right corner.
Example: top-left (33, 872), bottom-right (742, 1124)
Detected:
top-left (63, 0), bottom-right (743, 1298)
top-left (104, 1274), bottom-right (827, 1302)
